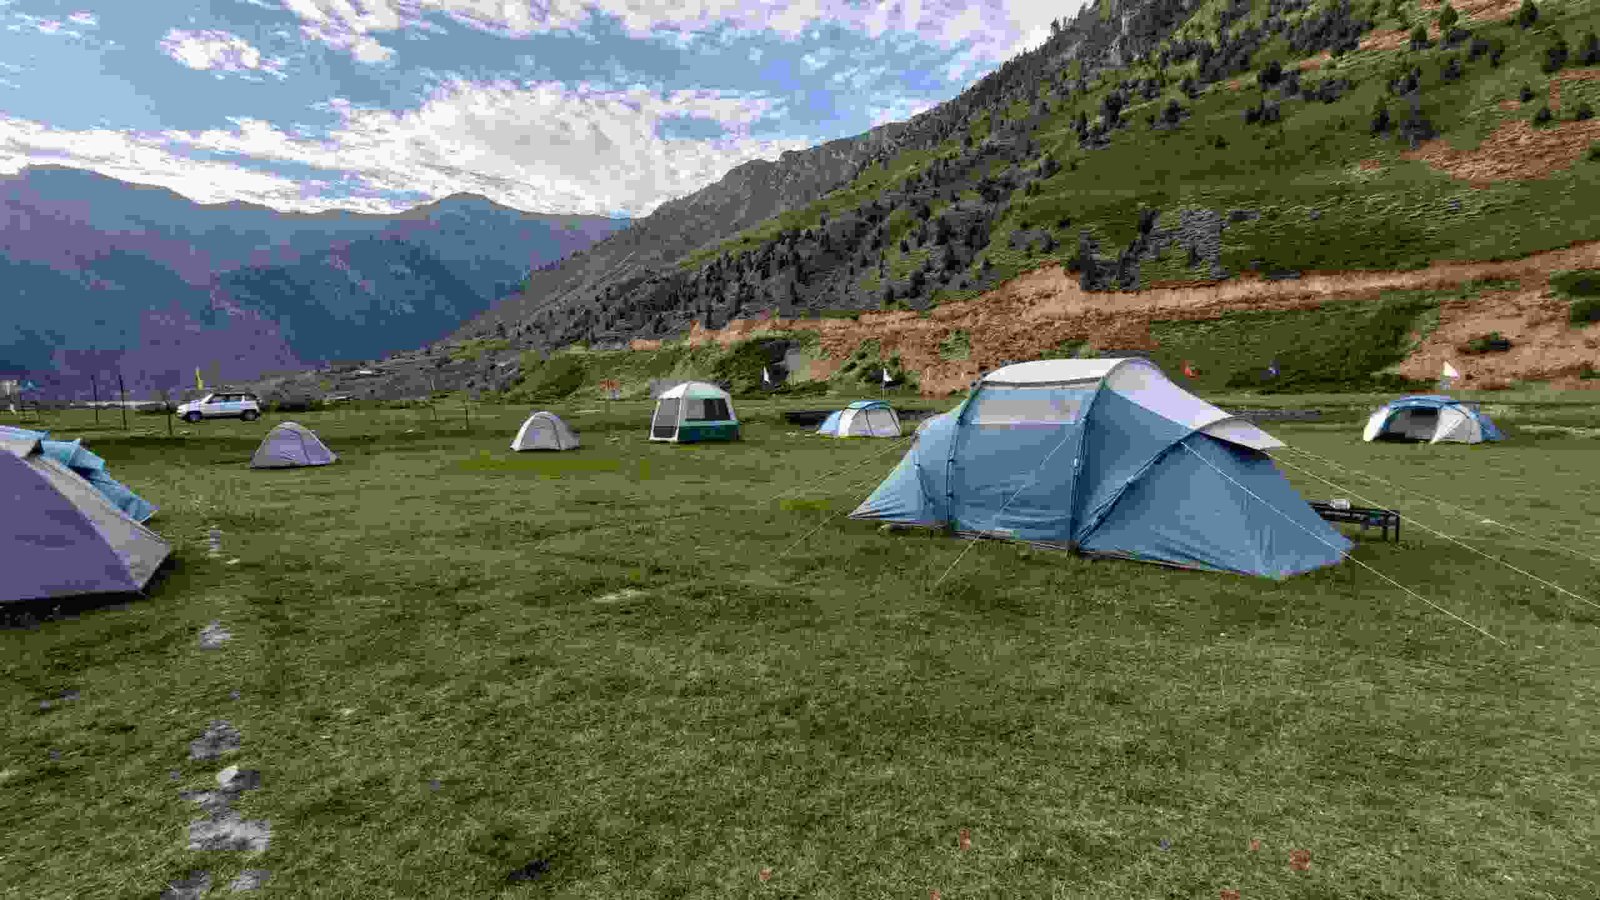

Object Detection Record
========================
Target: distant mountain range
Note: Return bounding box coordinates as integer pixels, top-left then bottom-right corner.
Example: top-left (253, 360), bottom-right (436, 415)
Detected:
top-left (0, 166), bottom-right (628, 399)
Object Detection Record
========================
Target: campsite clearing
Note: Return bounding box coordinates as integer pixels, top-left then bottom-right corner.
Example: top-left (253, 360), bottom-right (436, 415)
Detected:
top-left (2, 398), bottom-right (1599, 899)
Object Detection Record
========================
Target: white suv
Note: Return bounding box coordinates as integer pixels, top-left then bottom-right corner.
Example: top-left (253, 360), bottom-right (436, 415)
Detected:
top-left (177, 392), bottom-right (262, 423)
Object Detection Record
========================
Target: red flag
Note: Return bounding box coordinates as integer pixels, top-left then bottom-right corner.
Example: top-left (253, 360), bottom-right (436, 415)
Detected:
top-left (1182, 360), bottom-right (1199, 378)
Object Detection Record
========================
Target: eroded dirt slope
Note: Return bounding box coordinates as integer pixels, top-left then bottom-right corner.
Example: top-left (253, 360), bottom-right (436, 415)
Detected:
top-left (671, 242), bottom-right (1600, 395)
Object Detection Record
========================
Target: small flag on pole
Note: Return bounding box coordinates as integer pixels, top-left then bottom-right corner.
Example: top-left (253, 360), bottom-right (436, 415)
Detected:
top-left (1442, 361), bottom-right (1460, 379)
top-left (762, 366), bottom-right (771, 385)
top-left (882, 367), bottom-right (892, 385)
top-left (195, 367), bottom-right (204, 391)
top-left (1182, 360), bottom-right (1199, 378)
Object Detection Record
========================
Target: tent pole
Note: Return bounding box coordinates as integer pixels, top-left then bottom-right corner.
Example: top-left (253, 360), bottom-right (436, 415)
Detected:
top-left (118, 372), bottom-right (128, 431)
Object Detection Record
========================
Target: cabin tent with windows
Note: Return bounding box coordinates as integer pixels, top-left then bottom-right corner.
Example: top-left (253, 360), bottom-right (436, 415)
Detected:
top-left (0, 426), bottom-right (157, 522)
top-left (2, 428), bottom-right (171, 603)
top-left (849, 358), bottom-right (1351, 579)
top-left (817, 400), bottom-right (903, 437)
top-left (649, 381), bottom-right (740, 443)
top-left (511, 410), bottom-right (579, 451)
top-left (1362, 395), bottom-right (1503, 444)
top-left (250, 421), bottom-right (338, 468)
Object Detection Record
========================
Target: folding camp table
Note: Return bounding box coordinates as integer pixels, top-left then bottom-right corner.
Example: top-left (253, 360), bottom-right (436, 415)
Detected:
top-left (1309, 501), bottom-right (1401, 542)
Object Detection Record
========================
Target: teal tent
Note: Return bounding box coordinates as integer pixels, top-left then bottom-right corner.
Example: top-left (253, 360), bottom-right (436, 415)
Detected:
top-left (849, 358), bottom-right (1350, 579)
top-left (649, 382), bottom-right (740, 443)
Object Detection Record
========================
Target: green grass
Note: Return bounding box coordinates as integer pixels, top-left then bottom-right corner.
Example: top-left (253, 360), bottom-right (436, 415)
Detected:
top-left (4, 400), bottom-right (1600, 898)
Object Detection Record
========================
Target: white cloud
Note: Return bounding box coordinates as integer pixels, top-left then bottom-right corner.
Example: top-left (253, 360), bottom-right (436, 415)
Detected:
top-left (155, 80), bottom-right (812, 215)
top-left (160, 29), bottom-right (288, 77)
top-left (67, 11), bottom-right (96, 27)
top-left (0, 80), bottom-right (811, 215)
top-left (0, 115), bottom-right (356, 209)
top-left (273, 0), bottom-right (1068, 69)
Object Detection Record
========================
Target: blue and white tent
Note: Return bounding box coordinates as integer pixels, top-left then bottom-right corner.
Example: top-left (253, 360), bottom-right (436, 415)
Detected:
top-left (849, 358), bottom-right (1351, 579)
top-left (817, 400), bottom-right (902, 437)
top-left (0, 426), bottom-right (157, 522)
top-left (1362, 395), bottom-right (1503, 444)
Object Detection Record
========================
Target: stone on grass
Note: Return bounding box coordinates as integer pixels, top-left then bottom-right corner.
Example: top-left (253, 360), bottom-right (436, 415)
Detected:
top-left (229, 869), bottom-right (270, 892)
top-left (160, 870), bottom-right (211, 900)
top-left (189, 721), bottom-right (241, 760)
top-left (188, 814), bottom-right (271, 852)
top-left (199, 622), bottom-right (231, 649)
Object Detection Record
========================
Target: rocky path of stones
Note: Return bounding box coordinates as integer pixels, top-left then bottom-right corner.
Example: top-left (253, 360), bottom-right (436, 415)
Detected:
top-left (160, 528), bottom-right (272, 899)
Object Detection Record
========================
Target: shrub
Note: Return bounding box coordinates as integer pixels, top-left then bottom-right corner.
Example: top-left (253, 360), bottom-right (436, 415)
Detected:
top-left (1409, 25), bottom-right (1430, 50)
top-left (1581, 31), bottom-right (1600, 65)
top-left (1461, 332), bottom-right (1512, 353)
top-left (1371, 101), bottom-right (1392, 133)
top-left (1533, 105), bottom-right (1553, 125)
top-left (1542, 36), bottom-right (1570, 74)
top-left (1516, 0), bottom-right (1538, 29)
top-left (1519, 84), bottom-right (1535, 102)
top-left (1575, 102), bottom-right (1595, 121)
top-left (1438, 3), bottom-right (1459, 32)
top-left (1571, 297), bottom-right (1600, 324)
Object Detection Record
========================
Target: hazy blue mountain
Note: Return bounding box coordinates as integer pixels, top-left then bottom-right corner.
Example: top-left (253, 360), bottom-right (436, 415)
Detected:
top-left (0, 166), bottom-right (628, 398)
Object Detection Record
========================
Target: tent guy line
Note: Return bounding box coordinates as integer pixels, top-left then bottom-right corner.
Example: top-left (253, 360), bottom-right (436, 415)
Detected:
top-left (1270, 453), bottom-right (1600, 612)
top-left (1278, 444), bottom-right (1600, 569)
top-left (760, 431), bottom-right (916, 507)
top-left (774, 469), bottom-right (899, 562)
top-left (1182, 442), bottom-right (1506, 646)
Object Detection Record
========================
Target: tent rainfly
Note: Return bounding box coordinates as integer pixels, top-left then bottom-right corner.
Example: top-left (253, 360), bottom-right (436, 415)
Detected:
top-left (2, 428), bottom-right (171, 603)
top-left (0, 426), bottom-right (157, 522)
top-left (817, 400), bottom-right (902, 438)
top-left (511, 410), bottom-right (580, 451)
top-left (649, 381), bottom-right (740, 443)
top-left (1362, 395), bottom-right (1504, 444)
top-left (250, 421), bottom-right (338, 468)
top-left (849, 358), bottom-right (1352, 579)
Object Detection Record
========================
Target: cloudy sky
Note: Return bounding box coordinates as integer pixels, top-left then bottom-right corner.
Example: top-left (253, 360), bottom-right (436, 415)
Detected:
top-left (0, 1), bottom-right (1074, 217)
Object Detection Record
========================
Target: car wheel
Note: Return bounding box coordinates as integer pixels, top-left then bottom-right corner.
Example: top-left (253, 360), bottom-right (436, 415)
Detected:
top-left (241, 410), bottom-right (259, 422)
top-left (183, 412), bottom-right (202, 423)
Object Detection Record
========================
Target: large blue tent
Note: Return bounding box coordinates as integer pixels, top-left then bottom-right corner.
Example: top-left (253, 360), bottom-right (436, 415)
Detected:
top-left (1362, 395), bottom-right (1503, 444)
top-left (849, 358), bottom-right (1351, 579)
top-left (0, 426), bottom-right (157, 522)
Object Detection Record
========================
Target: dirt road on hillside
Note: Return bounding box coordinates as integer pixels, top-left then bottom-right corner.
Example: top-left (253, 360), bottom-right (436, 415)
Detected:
top-left (679, 241), bottom-right (1600, 395)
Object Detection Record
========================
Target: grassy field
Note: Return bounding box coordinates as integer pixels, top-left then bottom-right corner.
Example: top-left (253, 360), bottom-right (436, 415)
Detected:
top-left (4, 396), bottom-right (1600, 899)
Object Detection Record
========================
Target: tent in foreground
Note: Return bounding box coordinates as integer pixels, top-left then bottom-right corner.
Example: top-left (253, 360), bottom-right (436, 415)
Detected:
top-left (250, 421), bottom-right (337, 468)
top-left (1362, 395), bottom-right (1503, 444)
top-left (849, 358), bottom-right (1351, 579)
top-left (2, 428), bottom-right (171, 603)
top-left (511, 410), bottom-right (580, 451)
top-left (817, 400), bottom-right (902, 437)
top-left (649, 381), bottom-right (740, 443)
top-left (0, 426), bottom-right (157, 522)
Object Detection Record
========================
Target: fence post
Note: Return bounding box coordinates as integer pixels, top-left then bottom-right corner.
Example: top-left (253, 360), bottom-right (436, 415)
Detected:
top-left (117, 372), bottom-right (128, 431)
top-left (92, 377), bottom-right (100, 425)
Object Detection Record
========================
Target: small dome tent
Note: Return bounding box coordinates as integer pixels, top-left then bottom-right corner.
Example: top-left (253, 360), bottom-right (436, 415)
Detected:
top-left (1363, 395), bottom-right (1503, 444)
top-left (2, 428), bottom-right (171, 603)
top-left (649, 382), bottom-right (740, 443)
top-left (817, 400), bottom-right (902, 437)
top-left (250, 421), bottom-right (338, 468)
top-left (511, 411), bottom-right (579, 451)
top-left (849, 358), bottom-right (1351, 579)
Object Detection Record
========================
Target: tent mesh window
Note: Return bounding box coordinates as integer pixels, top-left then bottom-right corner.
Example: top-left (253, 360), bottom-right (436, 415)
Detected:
top-left (688, 398), bottom-right (730, 421)
top-left (971, 386), bottom-right (1088, 429)
top-left (1386, 408), bottom-right (1439, 441)
top-left (652, 399), bottom-right (680, 438)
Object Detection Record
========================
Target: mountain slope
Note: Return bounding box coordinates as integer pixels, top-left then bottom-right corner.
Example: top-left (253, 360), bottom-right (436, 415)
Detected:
top-left (444, 0), bottom-right (1597, 395)
top-left (0, 167), bottom-right (628, 397)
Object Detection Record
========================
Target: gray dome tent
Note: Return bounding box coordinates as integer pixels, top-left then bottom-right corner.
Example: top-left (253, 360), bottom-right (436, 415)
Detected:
top-left (250, 422), bottom-right (337, 468)
top-left (511, 411), bottom-right (579, 451)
